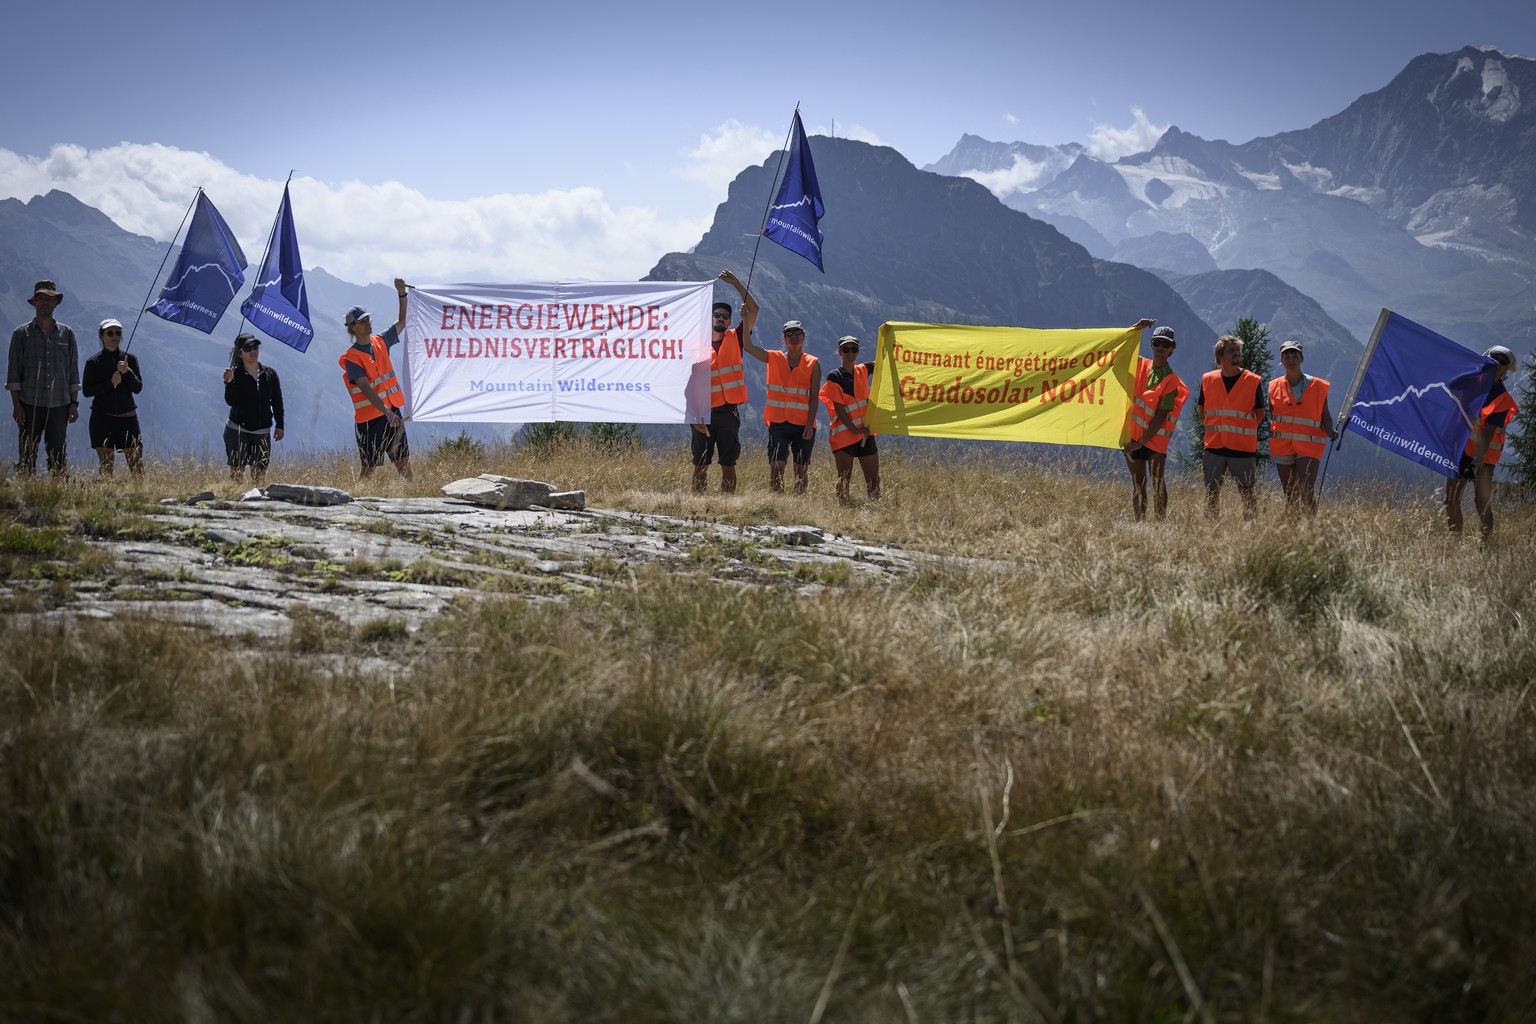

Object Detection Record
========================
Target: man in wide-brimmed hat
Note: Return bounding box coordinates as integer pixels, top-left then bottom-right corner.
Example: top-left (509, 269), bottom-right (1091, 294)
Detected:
top-left (7, 279), bottom-right (80, 475)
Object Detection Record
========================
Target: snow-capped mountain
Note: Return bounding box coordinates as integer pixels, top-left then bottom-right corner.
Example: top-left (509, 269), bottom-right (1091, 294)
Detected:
top-left (927, 46), bottom-right (1536, 352)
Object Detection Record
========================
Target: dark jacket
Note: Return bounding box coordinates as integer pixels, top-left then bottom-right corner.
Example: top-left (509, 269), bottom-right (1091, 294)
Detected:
top-left (81, 348), bottom-right (143, 415)
top-left (225, 365), bottom-right (284, 431)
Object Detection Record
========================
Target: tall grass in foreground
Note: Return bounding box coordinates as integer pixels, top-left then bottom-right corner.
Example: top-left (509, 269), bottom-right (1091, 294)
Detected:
top-left (3, 442), bottom-right (1536, 1021)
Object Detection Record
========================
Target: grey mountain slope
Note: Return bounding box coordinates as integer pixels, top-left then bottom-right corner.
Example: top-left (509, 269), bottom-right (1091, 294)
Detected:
top-left (1113, 232), bottom-right (1218, 276)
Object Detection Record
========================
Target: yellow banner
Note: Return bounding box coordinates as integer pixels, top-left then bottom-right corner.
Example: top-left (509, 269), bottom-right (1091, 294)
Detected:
top-left (867, 322), bottom-right (1141, 447)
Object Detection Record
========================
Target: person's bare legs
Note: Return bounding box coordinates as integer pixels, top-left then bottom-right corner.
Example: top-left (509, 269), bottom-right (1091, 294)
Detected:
top-left (1276, 462), bottom-right (1299, 513)
top-left (1445, 478), bottom-right (1466, 534)
top-left (1128, 456), bottom-right (1148, 520)
top-left (1148, 453), bottom-right (1167, 519)
top-left (859, 453), bottom-right (881, 500)
top-left (833, 449), bottom-right (855, 502)
top-left (1473, 467), bottom-right (1495, 537)
top-left (1295, 457), bottom-right (1321, 517)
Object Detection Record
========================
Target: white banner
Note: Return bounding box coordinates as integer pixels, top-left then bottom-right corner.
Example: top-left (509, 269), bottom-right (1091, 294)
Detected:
top-left (400, 281), bottom-right (714, 423)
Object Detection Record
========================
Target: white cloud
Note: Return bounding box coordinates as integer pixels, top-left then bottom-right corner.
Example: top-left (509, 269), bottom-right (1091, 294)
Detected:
top-left (0, 143), bottom-right (708, 284)
top-left (678, 120), bottom-right (779, 194)
top-left (1004, 113), bottom-right (1019, 127)
top-left (962, 155), bottom-right (1053, 196)
top-left (1085, 108), bottom-right (1169, 162)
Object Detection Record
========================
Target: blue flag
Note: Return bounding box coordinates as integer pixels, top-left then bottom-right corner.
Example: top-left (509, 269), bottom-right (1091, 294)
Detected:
top-left (148, 191), bottom-right (247, 334)
top-left (241, 184), bottom-right (314, 353)
top-left (1340, 309), bottom-right (1498, 477)
top-left (763, 111), bottom-right (825, 272)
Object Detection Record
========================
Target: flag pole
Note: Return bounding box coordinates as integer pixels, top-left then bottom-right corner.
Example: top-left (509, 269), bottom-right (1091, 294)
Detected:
top-left (744, 104), bottom-right (800, 294)
top-left (1319, 307), bottom-right (1391, 496)
top-left (238, 171), bottom-right (295, 337)
top-left (124, 187), bottom-right (202, 354)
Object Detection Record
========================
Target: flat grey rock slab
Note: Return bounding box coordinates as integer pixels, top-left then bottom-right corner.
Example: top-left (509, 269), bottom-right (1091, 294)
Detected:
top-left (11, 498), bottom-right (982, 650)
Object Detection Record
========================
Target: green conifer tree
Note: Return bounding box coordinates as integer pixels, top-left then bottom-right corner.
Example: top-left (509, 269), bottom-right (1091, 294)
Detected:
top-left (1505, 358), bottom-right (1536, 488)
top-left (1183, 317), bottom-right (1276, 465)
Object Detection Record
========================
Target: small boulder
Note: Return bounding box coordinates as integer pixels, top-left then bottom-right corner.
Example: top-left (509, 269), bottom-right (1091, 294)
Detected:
top-left (767, 525), bottom-right (824, 546)
top-left (263, 483), bottom-right (353, 506)
top-left (442, 475), bottom-right (556, 510)
top-left (542, 490), bottom-right (586, 511)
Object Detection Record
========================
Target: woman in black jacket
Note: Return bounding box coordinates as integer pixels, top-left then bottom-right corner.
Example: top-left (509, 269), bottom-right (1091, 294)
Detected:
top-left (81, 317), bottom-right (144, 475)
top-left (222, 333), bottom-right (284, 483)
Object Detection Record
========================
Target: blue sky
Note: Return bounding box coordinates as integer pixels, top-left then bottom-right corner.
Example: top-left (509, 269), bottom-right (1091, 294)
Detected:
top-left (1, 0), bottom-right (1530, 285)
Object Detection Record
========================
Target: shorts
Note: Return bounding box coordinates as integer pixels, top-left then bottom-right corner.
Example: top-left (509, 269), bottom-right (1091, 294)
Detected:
top-left (224, 424), bottom-right (272, 471)
top-left (355, 415), bottom-right (410, 469)
top-left (766, 421), bottom-right (815, 465)
top-left (690, 403), bottom-right (741, 466)
top-left (1457, 453), bottom-right (1494, 481)
top-left (834, 436), bottom-right (879, 459)
top-left (1128, 445), bottom-right (1164, 462)
top-left (89, 411), bottom-right (142, 451)
top-left (1202, 450), bottom-right (1257, 488)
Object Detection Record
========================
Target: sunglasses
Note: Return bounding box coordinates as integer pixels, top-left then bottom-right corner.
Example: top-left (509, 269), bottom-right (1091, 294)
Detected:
top-left (241, 343), bottom-right (261, 352)
top-left (1151, 340), bottom-right (1172, 349)
top-left (103, 329), bottom-right (123, 336)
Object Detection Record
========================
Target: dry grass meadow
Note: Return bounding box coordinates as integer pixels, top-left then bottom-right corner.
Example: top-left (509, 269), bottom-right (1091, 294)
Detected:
top-left (3, 436), bottom-right (1535, 1022)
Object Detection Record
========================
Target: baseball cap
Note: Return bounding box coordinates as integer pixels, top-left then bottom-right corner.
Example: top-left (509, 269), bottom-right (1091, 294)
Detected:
top-left (782, 320), bottom-right (805, 334)
top-left (837, 336), bottom-right (860, 351)
top-left (1279, 340), bottom-right (1303, 355)
top-left (1151, 325), bottom-right (1176, 343)
top-left (344, 306), bottom-right (370, 326)
top-left (98, 318), bottom-right (123, 332)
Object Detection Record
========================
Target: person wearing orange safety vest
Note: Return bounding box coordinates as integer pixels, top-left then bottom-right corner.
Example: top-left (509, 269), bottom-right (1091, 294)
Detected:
top-left (691, 268), bottom-right (757, 493)
top-left (1267, 340), bottom-right (1337, 517)
top-left (819, 335), bottom-right (880, 502)
top-left (1197, 334), bottom-right (1267, 520)
top-left (1445, 345), bottom-right (1519, 539)
top-left (742, 318), bottom-right (821, 494)
top-left (339, 277), bottom-right (412, 480)
top-left (1121, 319), bottom-right (1187, 521)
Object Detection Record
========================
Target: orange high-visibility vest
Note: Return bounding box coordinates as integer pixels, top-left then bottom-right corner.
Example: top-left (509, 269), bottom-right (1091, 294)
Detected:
top-left (339, 336), bottom-right (404, 424)
top-left (710, 328), bottom-right (748, 407)
top-left (763, 350), bottom-right (819, 427)
top-left (1268, 374), bottom-right (1331, 459)
top-left (820, 364), bottom-right (875, 451)
top-left (1464, 388), bottom-right (1520, 465)
top-left (1129, 358), bottom-right (1188, 455)
top-left (1201, 369), bottom-right (1263, 453)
